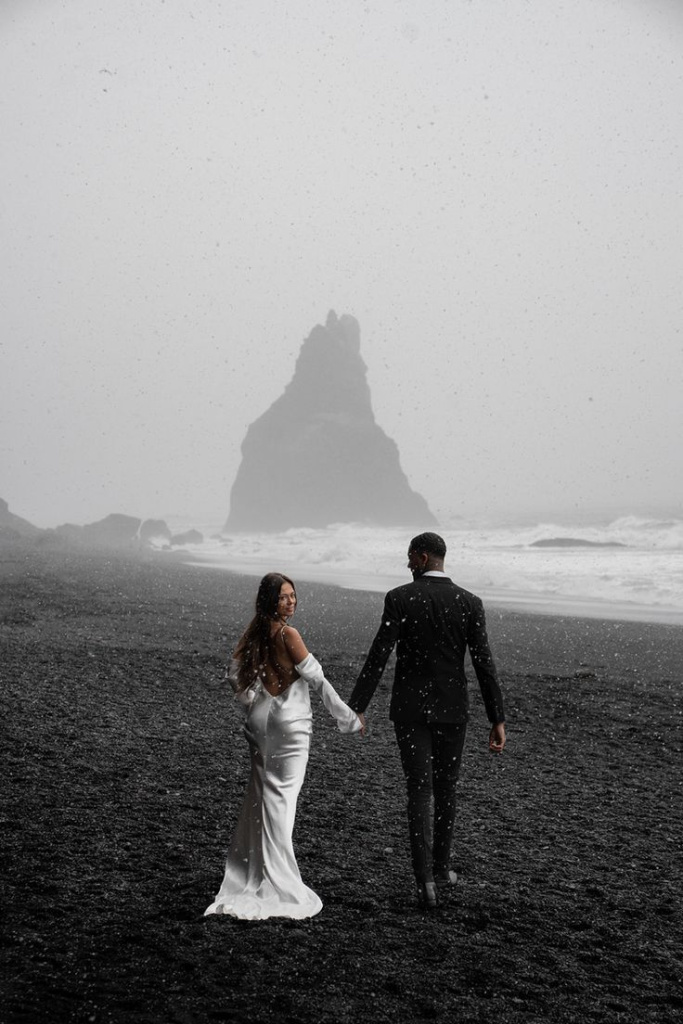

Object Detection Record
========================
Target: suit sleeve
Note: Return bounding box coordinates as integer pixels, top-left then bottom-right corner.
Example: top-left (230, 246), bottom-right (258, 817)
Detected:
top-left (347, 592), bottom-right (401, 713)
top-left (467, 600), bottom-right (505, 724)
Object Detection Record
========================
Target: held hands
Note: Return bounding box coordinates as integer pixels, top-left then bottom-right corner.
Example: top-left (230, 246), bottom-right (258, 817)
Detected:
top-left (356, 712), bottom-right (367, 737)
top-left (489, 722), bottom-right (506, 753)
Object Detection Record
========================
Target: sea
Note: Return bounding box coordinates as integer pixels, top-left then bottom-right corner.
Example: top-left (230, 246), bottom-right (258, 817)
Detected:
top-left (162, 514), bottom-right (683, 626)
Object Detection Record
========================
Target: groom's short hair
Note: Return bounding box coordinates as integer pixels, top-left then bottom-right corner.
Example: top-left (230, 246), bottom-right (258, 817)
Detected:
top-left (409, 532), bottom-right (447, 559)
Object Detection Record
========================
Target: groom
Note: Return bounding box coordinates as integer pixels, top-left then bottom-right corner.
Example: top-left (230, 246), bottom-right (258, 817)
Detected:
top-left (348, 532), bottom-right (506, 910)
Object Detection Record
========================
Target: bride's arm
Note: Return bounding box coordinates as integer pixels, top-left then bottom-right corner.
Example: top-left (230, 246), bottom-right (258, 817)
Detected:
top-left (283, 626), bottom-right (363, 734)
top-left (294, 652), bottom-right (363, 734)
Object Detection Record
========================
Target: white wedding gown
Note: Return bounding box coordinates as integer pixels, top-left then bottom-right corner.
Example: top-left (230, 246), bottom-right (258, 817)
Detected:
top-left (204, 654), bottom-right (361, 921)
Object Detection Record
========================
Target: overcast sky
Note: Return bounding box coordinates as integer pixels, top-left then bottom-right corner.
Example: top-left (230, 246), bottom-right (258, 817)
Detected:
top-left (2, 0), bottom-right (682, 529)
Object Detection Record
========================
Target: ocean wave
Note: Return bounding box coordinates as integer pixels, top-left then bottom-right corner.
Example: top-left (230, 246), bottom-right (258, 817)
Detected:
top-left (166, 519), bottom-right (683, 623)
top-left (474, 516), bottom-right (683, 551)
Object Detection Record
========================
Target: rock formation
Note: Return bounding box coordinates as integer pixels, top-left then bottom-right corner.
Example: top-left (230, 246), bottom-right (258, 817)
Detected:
top-left (225, 311), bottom-right (437, 531)
top-left (170, 529), bottom-right (203, 546)
top-left (55, 514), bottom-right (181, 548)
top-left (55, 513), bottom-right (142, 546)
top-left (531, 537), bottom-right (626, 549)
top-left (138, 519), bottom-right (172, 546)
top-left (0, 500), bottom-right (203, 550)
top-left (0, 498), bottom-right (43, 540)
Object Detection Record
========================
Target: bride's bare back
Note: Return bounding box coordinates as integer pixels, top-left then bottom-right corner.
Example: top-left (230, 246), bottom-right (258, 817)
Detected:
top-left (261, 622), bottom-right (309, 696)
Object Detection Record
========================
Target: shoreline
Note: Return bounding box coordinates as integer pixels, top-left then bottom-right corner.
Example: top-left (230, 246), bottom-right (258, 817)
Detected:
top-left (182, 553), bottom-right (683, 628)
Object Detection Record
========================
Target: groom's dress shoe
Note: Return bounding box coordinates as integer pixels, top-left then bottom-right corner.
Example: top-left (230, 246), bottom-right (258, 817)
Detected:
top-left (434, 870), bottom-right (458, 888)
top-left (416, 881), bottom-right (438, 911)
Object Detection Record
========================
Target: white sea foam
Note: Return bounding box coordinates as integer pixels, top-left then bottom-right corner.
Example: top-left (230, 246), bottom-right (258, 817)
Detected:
top-left (164, 516), bottom-right (683, 625)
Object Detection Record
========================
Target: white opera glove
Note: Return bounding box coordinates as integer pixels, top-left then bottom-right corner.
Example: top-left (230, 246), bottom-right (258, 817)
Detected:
top-left (227, 658), bottom-right (256, 708)
top-left (295, 654), bottom-right (362, 734)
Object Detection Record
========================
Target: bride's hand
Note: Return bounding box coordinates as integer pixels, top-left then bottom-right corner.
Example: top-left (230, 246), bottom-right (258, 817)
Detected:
top-left (357, 712), bottom-right (367, 736)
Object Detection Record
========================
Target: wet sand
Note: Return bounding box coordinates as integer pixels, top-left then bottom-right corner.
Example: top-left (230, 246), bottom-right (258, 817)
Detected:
top-left (1, 544), bottom-right (682, 1023)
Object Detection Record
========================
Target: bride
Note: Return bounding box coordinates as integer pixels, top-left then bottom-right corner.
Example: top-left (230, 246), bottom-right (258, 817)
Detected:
top-left (204, 572), bottom-right (365, 921)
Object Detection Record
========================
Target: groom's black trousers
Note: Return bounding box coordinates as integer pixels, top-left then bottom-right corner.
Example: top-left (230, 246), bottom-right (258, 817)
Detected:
top-left (394, 720), bottom-right (468, 883)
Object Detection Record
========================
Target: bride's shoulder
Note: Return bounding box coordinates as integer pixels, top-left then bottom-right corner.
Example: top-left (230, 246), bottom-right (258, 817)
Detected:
top-left (281, 623), bottom-right (303, 646)
top-left (281, 624), bottom-right (308, 661)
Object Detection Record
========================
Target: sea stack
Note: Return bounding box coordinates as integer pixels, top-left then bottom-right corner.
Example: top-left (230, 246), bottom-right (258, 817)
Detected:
top-left (225, 311), bottom-right (437, 531)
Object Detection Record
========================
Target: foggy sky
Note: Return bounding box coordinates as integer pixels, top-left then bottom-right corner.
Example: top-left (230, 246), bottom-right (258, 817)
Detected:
top-left (2, 0), bottom-right (682, 529)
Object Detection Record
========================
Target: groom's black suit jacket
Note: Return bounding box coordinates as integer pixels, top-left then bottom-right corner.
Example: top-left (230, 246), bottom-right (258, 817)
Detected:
top-left (348, 575), bottom-right (505, 725)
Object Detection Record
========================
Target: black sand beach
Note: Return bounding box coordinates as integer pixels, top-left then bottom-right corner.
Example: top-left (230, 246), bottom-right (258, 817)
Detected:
top-left (1, 545), bottom-right (682, 1023)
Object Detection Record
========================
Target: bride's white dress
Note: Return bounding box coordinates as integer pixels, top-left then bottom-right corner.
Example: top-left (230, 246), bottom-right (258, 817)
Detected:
top-left (204, 653), bottom-right (361, 921)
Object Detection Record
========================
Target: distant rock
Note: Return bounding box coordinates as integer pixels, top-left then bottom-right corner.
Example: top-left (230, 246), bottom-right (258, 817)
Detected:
top-left (531, 537), bottom-right (627, 549)
top-left (170, 529), bottom-right (204, 546)
top-left (139, 519), bottom-right (172, 545)
top-left (0, 500), bottom-right (201, 552)
top-left (51, 523), bottom-right (83, 543)
top-left (55, 513), bottom-right (142, 547)
top-left (0, 498), bottom-right (43, 538)
top-left (0, 526), bottom-right (22, 543)
top-left (226, 311), bottom-right (437, 531)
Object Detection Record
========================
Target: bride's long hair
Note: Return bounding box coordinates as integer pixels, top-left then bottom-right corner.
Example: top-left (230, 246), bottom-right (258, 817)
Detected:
top-left (233, 573), bottom-right (296, 692)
